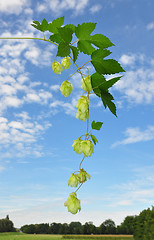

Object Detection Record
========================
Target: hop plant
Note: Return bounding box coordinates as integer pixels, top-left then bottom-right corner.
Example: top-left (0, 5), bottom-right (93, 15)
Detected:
top-left (60, 80), bottom-right (73, 97)
top-left (81, 140), bottom-right (94, 157)
top-left (76, 96), bottom-right (90, 121)
top-left (52, 61), bottom-right (63, 74)
top-left (61, 57), bottom-right (71, 69)
top-left (72, 138), bottom-right (83, 154)
top-left (64, 192), bottom-right (81, 214)
top-left (0, 16), bottom-right (125, 215)
top-left (68, 173), bottom-right (79, 187)
top-left (78, 169), bottom-right (91, 183)
top-left (81, 75), bottom-right (92, 92)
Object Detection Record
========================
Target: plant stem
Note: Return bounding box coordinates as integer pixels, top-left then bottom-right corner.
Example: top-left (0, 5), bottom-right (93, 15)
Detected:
top-left (0, 37), bottom-right (58, 46)
top-left (70, 39), bottom-right (79, 46)
top-left (43, 32), bottom-right (46, 40)
top-left (66, 69), bottom-right (78, 81)
top-left (75, 183), bottom-right (83, 193)
top-left (69, 55), bottom-right (85, 79)
top-left (86, 93), bottom-right (90, 138)
top-left (80, 60), bottom-right (92, 70)
top-left (79, 156), bottom-right (85, 170)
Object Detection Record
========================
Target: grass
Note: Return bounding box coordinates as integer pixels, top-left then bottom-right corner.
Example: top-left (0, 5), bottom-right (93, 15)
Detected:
top-left (0, 233), bottom-right (134, 240)
top-left (0, 233), bottom-right (61, 240)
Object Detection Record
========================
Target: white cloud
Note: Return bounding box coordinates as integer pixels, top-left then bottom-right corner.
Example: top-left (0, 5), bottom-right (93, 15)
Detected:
top-left (50, 84), bottom-right (60, 92)
top-left (106, 165), bottom-right (154, 210)
top-left (112, 125), bottom-right (154, 147)
top-left (0, 0), bottom-right (31, 15)
top-left (37, 0), bottom-right (89, 16)
top-left (9, 207), bottom-right (139, 228)
top-left (89, 4), bottom-right (102, 14)
top-left (0, 35), bottom-right (55, 114)
top-left (24, 45), bottom-right (55, 66)
top-left (146, 22), bottom-right (154, 30)
top-left (115, 54), bottom-right (154, 105)
top-left (0, 113), bottom-right (51, 159)
top-left (4, 96), bottom-right (23, 108)
top-left (50, 99), bottom-right (76, 116)
top-left (119, 54), bottom-right (136, 66)
top-left (24, 90), bottom-right (52, 104)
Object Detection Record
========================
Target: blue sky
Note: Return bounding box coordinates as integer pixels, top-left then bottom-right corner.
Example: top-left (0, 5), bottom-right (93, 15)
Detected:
top-left (0, 0), bottom-right (154, 228)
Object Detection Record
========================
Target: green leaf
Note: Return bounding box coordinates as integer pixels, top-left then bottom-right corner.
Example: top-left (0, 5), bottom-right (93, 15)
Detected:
top-left (90, 134), bottom-right (98, 145)
top-left (91, 49), bottom-right (112, 60)
top-left (31, 21), bottom-right (42, 31)
top-left (33, 20), bottom-right (40, 24)
top-left (70, 46), bottom-right (79, 62)
top-left (57, 42), bottom-right (70, 57)
top-left (77, 40), bottom-right (95, 55)
top-left (41, 18), bottom-right (48, 32)
top-left (75, 22), bottom-right (96, 55)
top-left (57, 27), bottom-right (73, 43)
top-left (91, 72), bottom-right (106, 97)
top-left (92, 58), bottom-right (125, 75)
top-left (49, 33), bottom-right (63, 44)
top-left (88, 34), bottom-right (114, 49)
top-left (75, 22), bottom-right (96, 39)
top-left (48, 16), bottom-right (64, 34)
top-left (101, 90), bottom-right (117, 116)
top-left (99, 76), bottom-right (122, 90)
top-left (65, 24), bottom-right (76, 33)
top-left (91, 121), bottom-right (103, 130)
top-left (31, 19), bottom-right (48, 32)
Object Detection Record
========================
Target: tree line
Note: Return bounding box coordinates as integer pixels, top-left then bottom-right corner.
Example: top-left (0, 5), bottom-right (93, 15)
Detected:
top-left (20, 217), bottom-right (135, 235)
top-left (20, 207), bottom-right (154, 239)
top-left (0, 206), bottom-right (153, 240)
top-left (0, 215), bottom-right (15, 232)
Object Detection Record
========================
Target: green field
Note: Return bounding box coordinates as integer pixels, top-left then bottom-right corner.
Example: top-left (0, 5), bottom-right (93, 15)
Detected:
top-left (0, 233), bottom-right (134, 240)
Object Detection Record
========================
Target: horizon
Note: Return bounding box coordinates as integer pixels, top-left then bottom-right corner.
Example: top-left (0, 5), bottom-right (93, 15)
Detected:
top-left (0, 0), bottom-right (154, 228)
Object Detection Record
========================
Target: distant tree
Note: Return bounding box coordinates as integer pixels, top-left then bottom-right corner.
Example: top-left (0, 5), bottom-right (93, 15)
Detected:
top-left (49, 222), bottom-right (62, 234)
top-left (143, 207), bottom-right (154, 240)
top-left (117, 216), bottom-right (137, 234)
top-left (69, 222), bottom-right (82, 234)
top-left (0, 218), bottom-right (15, 232)
top-left (98, 222), bottom-right (106, 234)
top-left (62, 223), bottom-right (69, 234)
top-left (101, 219), bottom-right (116, 234)
top-left (134, 206), bottom-right (154, 240)
top-left (35, 223), bottom-right (49, 234)
top-left (82, 222), bottom-right (96, 234)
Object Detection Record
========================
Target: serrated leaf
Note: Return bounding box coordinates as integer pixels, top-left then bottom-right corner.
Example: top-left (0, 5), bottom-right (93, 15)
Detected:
top-left (88, 34), bottom-right (114, 49)
top-left (91, 72), bottom-right (106, 97)
top-left (41, 18), bottom-right (48, 32)
top-left (57, 42), bottom-right (70, 57)
top-left (31, 21), bottom-right (42, 31)
top-left (101, 90), bottom-right (117, 116)
top-left (33, 21), bottom-right (40, 25)
top-left (91, 49), bottom-right (112, 60)
top-left (77, 40), bottom-right (95, 55)
top-left (90, 134), bottom-right (98, 145)
top-left (92, 58), bottom-right (125, 75)
top-left (49, 33), bottom-right (63, 44)
top-left (91, 121), bottom-right (103, 130)
top-left (58, 27), bottom-right (73, 43)
top-left (65, 24), bottom-right (76, 33)
top-left (75, 22), bottom-right (96, 55)
top-left (75, 22), bottom-right (96, 39)
top-left (70, 46), bottom-right (79, 62)
top-left (31, 19), bottom-right (48, 32)
top-left (48, 16), bottom-right (64, 34)
top-left (99, 76), bottom-right (122, 90)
